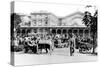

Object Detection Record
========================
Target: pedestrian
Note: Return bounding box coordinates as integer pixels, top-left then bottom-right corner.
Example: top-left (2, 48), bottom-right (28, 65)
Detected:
top-left (69, 34), bottom-right (75, 56)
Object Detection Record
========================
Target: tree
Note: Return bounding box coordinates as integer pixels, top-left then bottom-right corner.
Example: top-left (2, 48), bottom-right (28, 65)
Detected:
top-left (11, 13), bottom-right (21, 40)
top-left (82, 10), bottom-right (98, 54)
top-left (11, 13), bottom-right (21, 28)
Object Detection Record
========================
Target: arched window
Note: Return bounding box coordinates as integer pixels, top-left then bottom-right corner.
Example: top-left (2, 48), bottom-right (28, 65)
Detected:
top-left (57, 29), bottom-right (61, 34)
top-left (62, 29), bottom-right (67, 34)
top-left (52, 29), bottom-right (56, 34)
top-left (79, 29), bottom-right (83, 37)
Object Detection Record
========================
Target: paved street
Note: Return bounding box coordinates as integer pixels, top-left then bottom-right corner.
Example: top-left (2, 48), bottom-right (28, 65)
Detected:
top-left (14, 48), bottom-right (97, 66)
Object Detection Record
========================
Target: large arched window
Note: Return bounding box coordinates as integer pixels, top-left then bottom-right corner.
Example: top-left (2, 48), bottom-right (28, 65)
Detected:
top-left (73, 29), bottom-right (78, 36)
top-left (57, 29), bottom-right (61, 34)
top-left (79, 29), bottom-right (83, 37)
top-left (62, 29), bottom-right (67, 34)
top-left (52, 29), bottom-right (56, 34)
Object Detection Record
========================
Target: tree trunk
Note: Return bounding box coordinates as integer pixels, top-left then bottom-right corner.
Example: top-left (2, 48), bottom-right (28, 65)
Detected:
top-left (92, 32), bottom-right (97, 54)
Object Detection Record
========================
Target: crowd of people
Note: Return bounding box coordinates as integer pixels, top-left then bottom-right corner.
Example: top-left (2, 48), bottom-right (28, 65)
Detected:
top-left (11, 32), bottom-right (93, 56)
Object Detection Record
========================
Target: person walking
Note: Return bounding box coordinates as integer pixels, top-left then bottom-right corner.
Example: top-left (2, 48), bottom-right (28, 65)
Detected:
top-left (69, 34), bottom-right (75, 56)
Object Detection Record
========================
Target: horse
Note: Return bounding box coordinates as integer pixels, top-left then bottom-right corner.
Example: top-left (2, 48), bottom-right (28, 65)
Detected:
top-left (37, 39), bottom-right (54, 54)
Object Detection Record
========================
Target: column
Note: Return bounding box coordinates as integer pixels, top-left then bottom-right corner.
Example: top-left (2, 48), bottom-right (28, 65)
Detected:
top-left (61, 28), bottom-right (63, 35)
top-left (67, 29), bottom-right (69, 37)
top-left (56, 29), bottom-right (58, 35)
top-left (25, 29), bottom-right (26, 36)
top-left (66, 29), bottom-right (68, 38)
top-left (88, 29), bottom-right (90, 38)
top-left (50, 28), bottom-right (52, 34)
top-left (20, 28), bottom-right (22, 36)
top-left (77, 29), bottom-right (79, 37)
top-left (37, 28), bottom-right (39, 34)
top-left (83, 29), bottom-right (85, 38)
top-left (72, 29), bottom-right (74, 35)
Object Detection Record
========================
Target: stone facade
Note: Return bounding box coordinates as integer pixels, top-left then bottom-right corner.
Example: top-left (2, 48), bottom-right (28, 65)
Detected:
top-left (17, 11), bottom-right (91, 38)
top-left (20, 12), bottom-right (60, 27)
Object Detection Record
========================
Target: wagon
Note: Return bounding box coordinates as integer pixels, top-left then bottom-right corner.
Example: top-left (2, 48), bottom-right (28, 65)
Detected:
top-left (79, 41), bottom-right (93, 53)
top-left (24, 40), bottom-right (37, 53)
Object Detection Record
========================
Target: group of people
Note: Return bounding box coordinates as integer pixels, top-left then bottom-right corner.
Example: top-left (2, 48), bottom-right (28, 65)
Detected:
top-left (12, 33), bottom-right (78, 56)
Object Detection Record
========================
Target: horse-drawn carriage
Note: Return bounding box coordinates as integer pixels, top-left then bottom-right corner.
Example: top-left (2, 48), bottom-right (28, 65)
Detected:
top-left (23, 38), bottom-right (53, 54)
top-left (78, 38), bottom-right (93, 53)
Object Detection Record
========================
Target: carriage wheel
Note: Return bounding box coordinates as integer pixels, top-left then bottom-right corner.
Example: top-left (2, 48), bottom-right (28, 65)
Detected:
top-left (79, 49), bottom-right (82, 53)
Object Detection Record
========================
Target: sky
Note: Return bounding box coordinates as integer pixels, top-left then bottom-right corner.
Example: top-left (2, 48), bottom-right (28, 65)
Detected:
top-left (14, 1), bottom-right (96, 17)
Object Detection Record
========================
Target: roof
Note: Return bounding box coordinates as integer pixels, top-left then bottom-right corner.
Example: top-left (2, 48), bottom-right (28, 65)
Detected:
top-left (62, 11), bottom-right (84, 19)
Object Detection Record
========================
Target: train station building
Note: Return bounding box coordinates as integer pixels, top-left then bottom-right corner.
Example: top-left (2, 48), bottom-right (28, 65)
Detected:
top-left (16, 11), bottom-right (92, 38)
